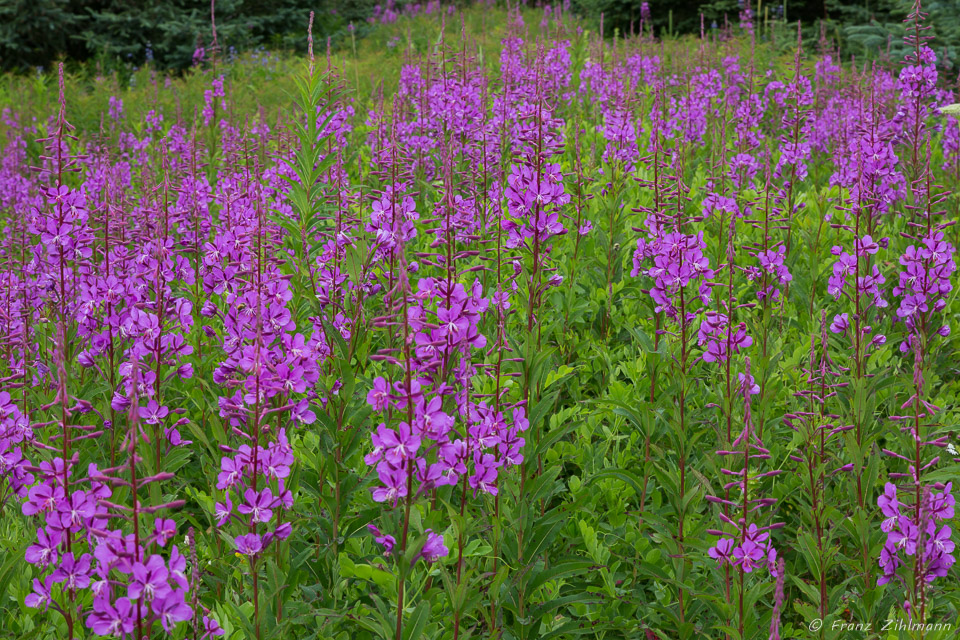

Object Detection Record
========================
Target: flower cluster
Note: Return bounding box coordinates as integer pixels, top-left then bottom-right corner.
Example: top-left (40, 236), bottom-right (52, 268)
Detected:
top-left (633, 230), bottom-right (714, 324)
top-left (707, 362), bottom-right (783, 577)
top-left (877, 482), bottom-right (955, 585)
top-left (893, 232), bottom-right (955, 348)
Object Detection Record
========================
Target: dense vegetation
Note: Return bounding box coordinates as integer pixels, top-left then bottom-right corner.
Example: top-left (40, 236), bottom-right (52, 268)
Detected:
top-left (5, 0), bottom-right (960, 72)
top-left (0, 2), bottom-right (958, 640)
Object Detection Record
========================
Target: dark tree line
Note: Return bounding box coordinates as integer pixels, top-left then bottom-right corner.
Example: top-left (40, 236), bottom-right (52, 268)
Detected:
top-left (574, 0), bottom-right (960, 68)
top-left (0, 0), bottom-right (378, 72)
top-left (2, 0), bottom-right (958, 72)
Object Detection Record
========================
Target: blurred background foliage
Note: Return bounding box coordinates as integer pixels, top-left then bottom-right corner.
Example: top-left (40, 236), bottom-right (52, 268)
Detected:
top-left (573, 0), bottom-right (960, 70)
top-left (0, 0), bottom-right (381, 73)
top-left (1, 0), bottom-right (959, 74)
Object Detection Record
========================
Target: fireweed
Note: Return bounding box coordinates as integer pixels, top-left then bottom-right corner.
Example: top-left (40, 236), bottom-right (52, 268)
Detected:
top-left (783, 312), bottom-right (848, 622)
top-left (16, 66), bottom-right (201, 639)
top-left (3, 4), bottom-right (960, 640)
top-left (631, 132), bottom-right (715, 621)
top-left (874, 3), bottom-right (959, 623)
top-left (706, 358), bottom-right (784, 639)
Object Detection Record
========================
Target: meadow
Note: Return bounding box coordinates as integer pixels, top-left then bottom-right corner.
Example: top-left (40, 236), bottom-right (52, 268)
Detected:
top-left (0, 2), bottom-right (958, 639)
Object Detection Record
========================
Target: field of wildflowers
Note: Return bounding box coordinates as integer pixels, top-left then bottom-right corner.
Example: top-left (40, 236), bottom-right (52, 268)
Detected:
top-left (0, 1), bottom-right (958, 639)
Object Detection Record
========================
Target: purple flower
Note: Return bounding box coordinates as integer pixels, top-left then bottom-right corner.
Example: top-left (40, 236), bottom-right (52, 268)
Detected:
top-left (275, 522), bottom-right (293, 539)
top-left (25, 527), bottom-right (61, 566)
top-left (214, 495), bottom-right (233, 526)
top-left (380, 422), bottom-right (421, 465)
top-left (56, 489), bottom-right (96, 532)
top-left (235, 533), bottom-right (263, 556)
top-left (86, 596), bottom-right (135, 636)
top-left (702, 192), bottom-right (739, 218)
top-left (708, 537), bottom-right (736, 564)
top-left (51, 552), bottom-right (92, 591)
top-left (878, 542), bottom-right (902, 585)
top-left (169, 545), bottom-right (189, 589)
top-left (930, 483), bottom-right (955, 520)
top-left (139, 400), bottom-right (169, 425)
top-left (217, 456), bottom-right (243, 489)
top-left (878, 483), bottom-right (900, 532)
top-left (829, 313), bottom-right (849, 334)
top-left (238, 487), bottom-right (275, 524)
top-left (24, 575), bottom-right (56, 610)
top-left (155, 518), bottom-right (176, 547)
top-left (469, 453), bottom-right (499, 496)
top-left (22, 483), bottom-right (63, 516)
top-left (202, 615), bottom-right (226, 638)
top-left (856, 235), bottom-right (879, 256)
top-left (732, 526), bottom-right (769, 573)
top-left (153, 589), bottom-right (193, 632)
top-left (889, 517), bottom-right (918, 556)
top-left (737, 372), bottom-right (760, 396)
top-left (371, 462), bottom-right (408, 505)
top-left (128, 554), bottom-right (172, 604)
top-left (368, 524), bottom-right (396, 555)
top-left (418, 529), bottom-right (448, 563)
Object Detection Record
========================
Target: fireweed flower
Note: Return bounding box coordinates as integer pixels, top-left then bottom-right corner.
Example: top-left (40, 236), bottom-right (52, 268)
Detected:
top-left (154, 590), bottom-right (193, 632)
top-left (698, 312), bottom-right (752, 363)
top-left (893, 231), bottom-right (956, 349)
top-left (502, 161), bottom-right (569, 250)
top-left (128, 554), bottom-right (172, 603)
top-left (25, 527), bottom-right (61, 567)
top-left (238, 487), bottom-right (276, 524)
top-left (634, 230), bottom-right (714, 322)
top-left (368, 524), bottom-right (396, 555)
top-left (5, 7), bottom-right (960, 640)
top-left (51, 552), bottom-right (93, 591)
top-left (24, 575), bottom-right (57, 611)
top-left (876, 483), bottom-right (956, 586)
top-left (707, 360), bottom-right (783, 632)
top-left (878, 329), bottom-right (957, 614)
top-left (235, 533), bottom-right (264, 556)
top-left (86, 596), bottom-right (135, 636)
top-left (418, 530), bottom-right (449, 563)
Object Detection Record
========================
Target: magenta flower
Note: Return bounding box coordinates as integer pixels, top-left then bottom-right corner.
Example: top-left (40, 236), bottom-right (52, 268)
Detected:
top-left (468, 453), bottom-right (499, 496)
top-left (368, 524), bottom-right (396, 555)
top-left (169, 546), bottom-right (188, 590)
top-left (24, 575), bottom-right (56, 610)
top-left (889, 518), bottom-right (919, 556)
top-left (235, 533), bottom-right (263, 556)
top-left (153, 589), bottom-right (193, 631)
top-left (214, 495), bottom-right (233, 526)
top-left (22, 483), bottom-right (64, 516)
top-left (371, 463), bottom-right (408, 505)
top-left (202, 615), bottom-right (226, 638)
top-left (86, 596), bottom-right (135, 636)
top-left (708, 538), bottom-right (736, 564)
top-left (856, 235), bottom-right (880, 256)
top-left (733, 526), bottom-right (770, 573)
top-left (418, 530), bottom-right (448, 563)
top-left (217, 456), bottom-right (243, 490)
top-left (154, 518), bottom-right (177, 547)
top-left (381, 422), bottom-right (421, 465)
top-left (25, 527), bottom-right (61, 567)
top-left (930, 483), bottom-right (955, 520)
top-left (138, 400), bottom-right (169, 425)
top-left (829, 313), bottom-right (849, 334)
top-left (51, 552), bottom-right (92, 591)
top-left (878, 542), bottom-right (902, 585)
top-left (56, 489), bottom-right (96, 532)
top-left (878, 483), bottom-right (901, 532)
top-left (128, 554), bottom-right (172, 604)
top-left (238, 487), bottom-right (275, 524)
